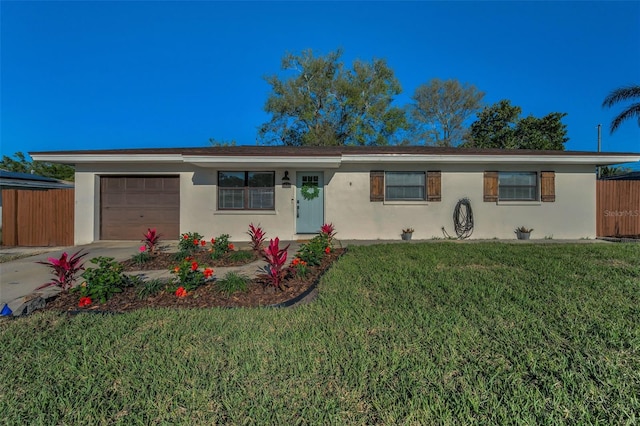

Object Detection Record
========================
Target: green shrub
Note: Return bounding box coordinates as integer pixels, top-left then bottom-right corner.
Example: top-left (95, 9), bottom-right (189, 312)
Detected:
top-left (290, 257), bottom-right (309, 278)
top-left (211, 233), bottom-right (232, 260)
top-left (131, 250), bottom-right (152, 267)
top-left (216, 272), bottom-right (250, 295)
top-left (169, 258), bottom-right (213, 292)
top-left (74, 257), bottom-right (136, 304)
top-left (136, 278), bottom-right (166, 300)
top-left (177, 231), bottom-right (205, 258)
top-left (296, 234), bottom-right (331, 266)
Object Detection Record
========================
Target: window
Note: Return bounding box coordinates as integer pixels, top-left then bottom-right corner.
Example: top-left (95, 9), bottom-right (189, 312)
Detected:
top-left (485, 171), bottom-right (555, 203)
top-left (498, 172), bottom-right (537, 201)
top-left (385, 172), bottom-right (426, 201)
top-left (218, 171), bottom-right (274, 210)
top-left (370, 170), bottom-right (441, 202)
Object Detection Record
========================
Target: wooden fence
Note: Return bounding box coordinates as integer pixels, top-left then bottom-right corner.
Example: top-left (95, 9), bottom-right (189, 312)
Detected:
top-left (596, 180), bottom-right (640, 237)
top-left (1, 188), bottom-right (74, 246)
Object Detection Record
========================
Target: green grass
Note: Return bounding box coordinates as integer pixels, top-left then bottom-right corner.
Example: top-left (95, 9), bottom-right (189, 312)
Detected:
top-left (1, 242), bottom-right (639, 424)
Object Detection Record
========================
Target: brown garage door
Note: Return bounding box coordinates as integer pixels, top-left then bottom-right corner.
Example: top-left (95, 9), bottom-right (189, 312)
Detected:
top-left (100, 176), bottom-right (180, 240)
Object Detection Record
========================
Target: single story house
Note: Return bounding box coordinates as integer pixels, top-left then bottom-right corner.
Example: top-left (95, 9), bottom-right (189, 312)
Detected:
top-left (30, 146), bottom-right (640, 244)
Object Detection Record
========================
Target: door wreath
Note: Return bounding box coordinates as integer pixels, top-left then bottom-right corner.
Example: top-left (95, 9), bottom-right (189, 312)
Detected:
top-left (300, 183), bottom-right (320, 200)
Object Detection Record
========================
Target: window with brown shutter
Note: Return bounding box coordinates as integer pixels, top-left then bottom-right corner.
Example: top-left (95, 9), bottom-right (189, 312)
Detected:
top-left (497, 172), bottom-right (537, 201)
top-left (540, 171), bottom-right (555, 202)
top-left (370, 170), bottom-right (384, 202)
top-left (385, 172), bottom-right (426, 201)
top-left (427, 171), bottom-right (441, 202)
top-left (484, 171), bottom-right (498, 202)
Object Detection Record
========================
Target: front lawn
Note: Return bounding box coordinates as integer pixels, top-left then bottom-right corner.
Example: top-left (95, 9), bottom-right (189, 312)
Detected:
top-left (1, 242), bottom-right (638, 424)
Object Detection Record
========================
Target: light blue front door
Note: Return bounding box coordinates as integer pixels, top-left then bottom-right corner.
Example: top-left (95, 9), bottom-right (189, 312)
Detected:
top-left (296, 172), bottom-right (324, 234)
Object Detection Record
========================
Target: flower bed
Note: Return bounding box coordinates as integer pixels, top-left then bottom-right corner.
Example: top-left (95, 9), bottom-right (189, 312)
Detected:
top-left (41, 248), bottom-right (343, 312)
top-left (119, 250), bottom-right (258, 271)
top-left (37, 223), bottom-right (342, 313)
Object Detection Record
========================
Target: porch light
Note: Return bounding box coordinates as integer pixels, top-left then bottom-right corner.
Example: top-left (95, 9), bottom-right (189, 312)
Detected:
top-left (282, 171), bottom-right (291, 188)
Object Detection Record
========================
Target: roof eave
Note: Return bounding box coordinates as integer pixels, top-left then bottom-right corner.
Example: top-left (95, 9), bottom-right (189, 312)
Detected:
top-left (30, 151), bottom-right (640, 167)
top-left (341, 154), bottom-right (640, 165)
top-left (29, 154), bottom-right (184, 164)
top-left (183, 155), bottom-right (342, 169)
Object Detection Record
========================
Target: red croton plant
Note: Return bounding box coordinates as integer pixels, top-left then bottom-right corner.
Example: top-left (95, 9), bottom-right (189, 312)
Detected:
top-left (320, 223), bottom-right (337, 245)
top-left (36, 250), bottom-right (88, 292)
top-left (261, 237), bottom-right (290, 290)
top-left (247, 223), bottom-right (266, 252)
top-left (142, 228), bottom-right (162, 254)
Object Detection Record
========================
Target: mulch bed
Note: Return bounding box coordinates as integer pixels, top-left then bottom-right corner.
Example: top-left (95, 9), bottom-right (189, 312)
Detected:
top-left (119, 250), bottom-right (259, 271)
top-left (41, 248), bottom-right (344, 313)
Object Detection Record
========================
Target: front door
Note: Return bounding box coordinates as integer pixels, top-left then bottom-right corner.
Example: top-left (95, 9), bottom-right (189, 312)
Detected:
top-left (296, 172), bottom-right (324, 234)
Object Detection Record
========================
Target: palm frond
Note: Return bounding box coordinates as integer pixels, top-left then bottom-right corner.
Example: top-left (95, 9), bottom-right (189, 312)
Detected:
top-left (609, 101), bottom-right (640, 133)
top-left (602, 85), bottom-right (640, 108)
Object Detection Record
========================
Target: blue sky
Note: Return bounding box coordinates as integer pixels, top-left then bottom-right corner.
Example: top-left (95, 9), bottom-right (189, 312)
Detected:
top-left (2, 1), bottom-right (639, 160)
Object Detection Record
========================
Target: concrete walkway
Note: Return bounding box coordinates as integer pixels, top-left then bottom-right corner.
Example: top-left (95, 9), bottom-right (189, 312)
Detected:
top-left (0, 238), bottom-right (609, 311)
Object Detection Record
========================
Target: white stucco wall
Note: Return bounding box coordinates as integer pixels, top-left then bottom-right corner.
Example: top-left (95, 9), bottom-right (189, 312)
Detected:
top-left (73, 163), bottom-right (300, 244)
top-left (73, 161), bottom-right (597, 244)
top-left (187, 168), bottom-right (298, 242)
top-left (326, 163), bottom-right (596, 240)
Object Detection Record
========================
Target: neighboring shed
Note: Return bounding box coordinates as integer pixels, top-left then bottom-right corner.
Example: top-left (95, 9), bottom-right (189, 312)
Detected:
top-left (1, 170), bottom-right (74, 246)
top-left (599, 171), bottom-right (640, 180)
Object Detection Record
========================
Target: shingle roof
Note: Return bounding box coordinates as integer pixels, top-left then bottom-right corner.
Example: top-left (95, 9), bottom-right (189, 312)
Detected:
top-left (0, 169), bottom-right (73, 189)
top-left (600, 171), bottom-right (640, 180)
top-left (0, 169), bottom-right (59, 182)
top-left (29, 145), bottom-right (640, 157)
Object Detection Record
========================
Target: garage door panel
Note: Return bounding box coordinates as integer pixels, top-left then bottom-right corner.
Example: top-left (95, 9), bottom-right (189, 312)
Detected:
top-left (101, 208), bottom-right (153, 222)
top-left (104, 224), bottom-right (179, 241)
top-left (124, 177), bottom-right (145, 191)
top-left (144, 178), bottom-right (166, 191)
top-left (102, 193), bottom-right (127, 206)
top-left (145, 193), bottom-right (179, 206)
top-left (163, 178), bottom-right (180, 191)
top-left (102, 178), bottom-right (123, 191)
top-left (101, 176), bottom-right (180, 240)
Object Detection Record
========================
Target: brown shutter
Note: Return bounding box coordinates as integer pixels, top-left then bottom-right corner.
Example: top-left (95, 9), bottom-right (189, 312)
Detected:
top-left (370, 170), bottom-right (384, 202)
top-left (427, 171), bottom-right (441, 202)
top-left (540, 171), bottom-right (555, 202)
top-left (484, 171), bottom-right (498, 202)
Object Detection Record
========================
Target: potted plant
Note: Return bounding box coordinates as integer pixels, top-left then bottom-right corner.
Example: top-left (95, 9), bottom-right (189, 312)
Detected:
top-left (515, 226), bottom-right (533, 240)
top-left (401, 227), bottom-right (414, 241)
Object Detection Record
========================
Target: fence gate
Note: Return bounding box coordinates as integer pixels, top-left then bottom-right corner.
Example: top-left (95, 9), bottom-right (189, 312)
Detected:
top-left (1, 188), bottom-right (74, 247)
top-left (596, 180), bottom-right (640, 237)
